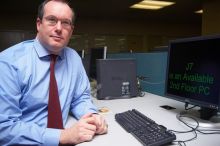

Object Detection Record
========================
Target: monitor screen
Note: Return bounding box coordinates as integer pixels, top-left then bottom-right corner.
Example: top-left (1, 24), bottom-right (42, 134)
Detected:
top-left (89, 46), bottom-right (107, 79)
top-left (165, 35), bottom-right (220, 120)
top-left (76, 50), bottom-right (85, 58)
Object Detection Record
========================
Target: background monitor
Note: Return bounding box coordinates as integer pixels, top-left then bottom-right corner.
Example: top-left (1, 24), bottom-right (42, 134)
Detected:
top-left (165, 34), bottom-right (220, 124)
top-left (89, 46), bottom-right (107, 79)
top-left (76, 49), bottom-right (85, 58)
top-left (96, 59), bottom-right (138, 100)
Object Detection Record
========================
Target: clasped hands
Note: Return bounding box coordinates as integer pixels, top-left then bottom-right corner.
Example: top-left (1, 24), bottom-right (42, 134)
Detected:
top-left (60, 113), bottom-right (108, 145)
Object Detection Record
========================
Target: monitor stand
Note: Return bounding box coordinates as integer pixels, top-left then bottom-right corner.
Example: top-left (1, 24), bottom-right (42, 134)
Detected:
top-left (178, 107), bottom-right (220, 129)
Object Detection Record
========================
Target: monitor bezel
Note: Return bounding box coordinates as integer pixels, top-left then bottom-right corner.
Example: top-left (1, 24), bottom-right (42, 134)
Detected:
top-left (165, 34), bottom-right (220, 111)
top-left (88, 46), bottom-right (107, 79)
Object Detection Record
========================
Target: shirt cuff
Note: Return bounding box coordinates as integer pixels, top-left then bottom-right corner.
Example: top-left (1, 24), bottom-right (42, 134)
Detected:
top-left (43, 128), bottom-right (61, 146)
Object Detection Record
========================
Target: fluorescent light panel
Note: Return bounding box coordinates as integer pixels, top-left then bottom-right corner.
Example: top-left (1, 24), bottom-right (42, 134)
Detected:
top-left (195, 9), bottom-right (203, 14)
top-left (130, 0), bottom-right (175, 10)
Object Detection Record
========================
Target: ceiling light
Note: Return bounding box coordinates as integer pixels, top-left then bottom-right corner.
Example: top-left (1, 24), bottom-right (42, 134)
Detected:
top-left (195, 9), bottom-right (203, 14)
top-left (131, 4), bottom-right (161, 10)
top-left (130, 0), bottom-right (175, 10)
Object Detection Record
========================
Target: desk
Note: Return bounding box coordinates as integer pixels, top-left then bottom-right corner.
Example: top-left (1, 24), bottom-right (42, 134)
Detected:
top-left (68, 92), bottom-right (220, 146)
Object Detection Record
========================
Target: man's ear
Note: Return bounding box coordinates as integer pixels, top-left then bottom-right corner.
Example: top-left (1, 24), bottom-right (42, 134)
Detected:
top-left (36, 18), bottom-right (41, 31)
top-left (70, 25), bottom-right (74, 33)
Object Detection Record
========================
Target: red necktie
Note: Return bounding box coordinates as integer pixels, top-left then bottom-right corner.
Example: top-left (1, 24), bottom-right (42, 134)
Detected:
top-left (47, 55), bottom-right (63, 129)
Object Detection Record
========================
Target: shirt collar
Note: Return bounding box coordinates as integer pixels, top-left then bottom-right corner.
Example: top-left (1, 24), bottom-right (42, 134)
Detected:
top-left (33, 38), bottom-right (65, 60)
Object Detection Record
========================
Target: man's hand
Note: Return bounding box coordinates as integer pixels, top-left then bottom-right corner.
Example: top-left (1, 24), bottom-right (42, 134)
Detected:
top-left (59, 113), bottom-right (108, 145)
top-left (59, 113), bottom-right (97, 145)
top-left (92, 114), bottom-right (108, 134)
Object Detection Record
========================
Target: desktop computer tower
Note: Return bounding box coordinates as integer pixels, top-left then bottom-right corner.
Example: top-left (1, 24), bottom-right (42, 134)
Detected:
top-left (96, 59), bottom-right (138, 100)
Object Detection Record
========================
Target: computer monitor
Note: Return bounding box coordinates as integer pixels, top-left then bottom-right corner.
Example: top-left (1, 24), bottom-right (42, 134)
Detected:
top-left (76, 50), bottom-right (85, 58)
top-left (165, 34), bottom-right (220, 126)
top-left (89, 46), bottom-right (107, 79)
top-left (96, 59), bottom-right (138, 100)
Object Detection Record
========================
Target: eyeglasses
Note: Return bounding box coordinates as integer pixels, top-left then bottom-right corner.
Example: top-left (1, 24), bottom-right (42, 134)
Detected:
top-left (43, 16), bottom-right (73, 29)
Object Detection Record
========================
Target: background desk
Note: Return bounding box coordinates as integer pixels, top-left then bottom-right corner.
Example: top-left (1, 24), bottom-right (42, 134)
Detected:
top-left (67, 92), bottom-right (219, 146)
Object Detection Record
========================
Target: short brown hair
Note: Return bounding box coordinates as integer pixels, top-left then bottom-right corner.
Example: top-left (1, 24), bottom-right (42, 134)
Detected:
top-left (37, 0), bottom-right (75, 24)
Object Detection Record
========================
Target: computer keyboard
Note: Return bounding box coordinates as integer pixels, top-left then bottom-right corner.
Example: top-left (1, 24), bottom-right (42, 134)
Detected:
top-left (115, 109), bottom-right (176, 146)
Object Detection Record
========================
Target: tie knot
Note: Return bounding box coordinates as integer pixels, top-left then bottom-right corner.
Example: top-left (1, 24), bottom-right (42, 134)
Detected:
top-left (50, 54), bottom-right (57, 63)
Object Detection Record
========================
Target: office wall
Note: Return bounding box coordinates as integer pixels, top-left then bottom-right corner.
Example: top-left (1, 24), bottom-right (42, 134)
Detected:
top-left (74, 18), bottom-right (201, 53)
top-left (0, 14), bottom-right (36, 51)
top-left (0, 14), bottom-right (36, 31)
top-left (108, 52), bottom-right (167, 96)
top-left (0, 30), bottom-right (35, 51)
top-left (0, 12), bottom-right (201, 52)
top-left (202, 0), bottom-right (220, 35)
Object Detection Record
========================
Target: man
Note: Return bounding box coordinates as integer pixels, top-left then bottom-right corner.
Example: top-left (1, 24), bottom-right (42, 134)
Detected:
top-left (0, 0), bottom-right (108, 145)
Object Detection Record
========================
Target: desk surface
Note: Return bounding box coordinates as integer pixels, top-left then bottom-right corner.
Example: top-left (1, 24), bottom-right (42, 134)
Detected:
top-left (70, 92), bottom-right (220, 146)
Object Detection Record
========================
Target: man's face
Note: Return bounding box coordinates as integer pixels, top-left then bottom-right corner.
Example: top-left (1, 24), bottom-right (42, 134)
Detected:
top-left (36, 1), bottom-right (74, 54)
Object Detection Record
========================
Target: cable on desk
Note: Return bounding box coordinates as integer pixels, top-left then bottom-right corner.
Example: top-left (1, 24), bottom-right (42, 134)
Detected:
top-left (183, 105), bottom-right (220, 134)
top-left (184, 102), bottom-right (198, 110)
top-left (136, 77), bottom-right (145, 97)
top-left (168, 110), bottom-right (220, 146)
top-left (196, 128), bottom-right (220, 134)
top-left (168, 113), bottom-right (199, 146)
top-left (138, 91), bottom-right (145, 97)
